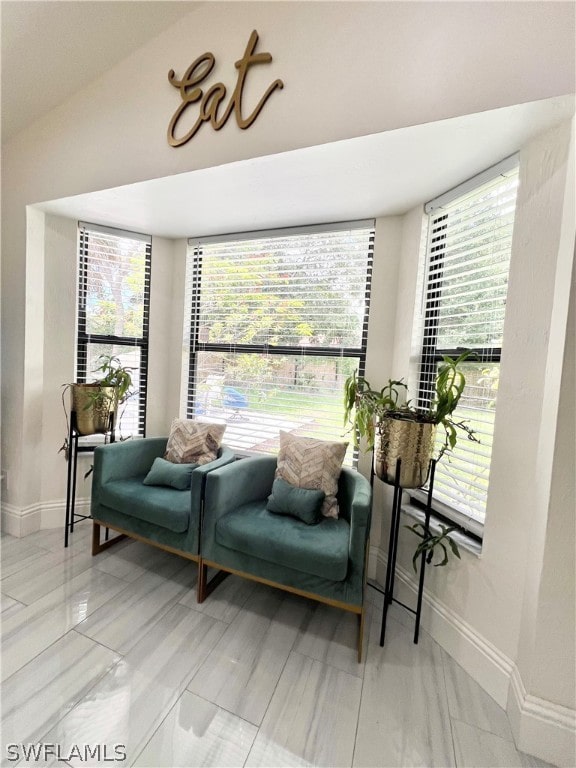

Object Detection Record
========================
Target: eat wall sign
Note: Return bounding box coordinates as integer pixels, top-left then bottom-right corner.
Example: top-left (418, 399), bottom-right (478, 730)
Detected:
top-left (167, 30), bottom-right (284, 147)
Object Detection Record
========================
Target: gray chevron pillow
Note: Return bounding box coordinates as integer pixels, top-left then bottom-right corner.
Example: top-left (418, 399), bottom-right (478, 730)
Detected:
top-left (276, 431), bottom-right (348, 519)
top-left (164, 418), bottom-right (226, 465)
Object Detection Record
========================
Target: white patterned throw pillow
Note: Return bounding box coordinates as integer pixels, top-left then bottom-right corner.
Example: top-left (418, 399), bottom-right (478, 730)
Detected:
top-left (164, 418), bottom-right (226, 465)
top-left (275, 431), bottom-right (348, 519)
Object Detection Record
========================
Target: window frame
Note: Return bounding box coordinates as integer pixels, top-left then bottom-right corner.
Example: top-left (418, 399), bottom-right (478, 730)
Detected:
top-left (184, 221), bottom-right (375, 463)
top-left (76, 221), bottom-right (152, 439)
top-left (411, 157), bottom-right (520, 537)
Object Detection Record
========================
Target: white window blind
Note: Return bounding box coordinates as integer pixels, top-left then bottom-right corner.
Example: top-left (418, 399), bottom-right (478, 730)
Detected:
top-left (183, 222), bottom-right (375, 462)
top-left (77, 222), bottom-right (151, 437)
top-left (417, 161), bottom-right (519, 528)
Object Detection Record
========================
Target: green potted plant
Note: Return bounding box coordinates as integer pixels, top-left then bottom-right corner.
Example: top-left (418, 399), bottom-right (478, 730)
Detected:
top-left (343, 351), bottom-right (478, 488)
top-left (63, 354), bottom-right (134, 437)
top-left (344, 351), bottom-right (478, 569)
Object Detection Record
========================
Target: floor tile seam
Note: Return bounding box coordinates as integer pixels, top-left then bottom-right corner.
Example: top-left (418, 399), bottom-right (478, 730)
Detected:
top-left (0, 590), bottom-right (33, 608)
top-left (96, 602), bottom-right (224, 678)
top-left (95, 591), bottom-right (191, 655)
top-left (290, 646), bottom-right (368, 700)
top-left (449, 715), bottom-right (519, 745)
top-left (129, 686), bottom-right (184, 767)
top-left (0, 585), bottom-right (34, 606)
top-left (1, 627), bottom-right (82, 685)
top-left (91, 561), bottom-right (154, 586)
top-left (1, 627), bottom-right (119, 707)
top-left (439, 647), bottom-right (517, 747)
top-left (186, 593), bottom-right (304, 730)
top-left (253, 601), bottom-right (313, 723)
top-left (76, 571), bottom-right (183, 631)
top-left (28, 540), bottom-right (55, 553)
top-left (183, 684), bottom-right (262, 730)
top-left (2, 556), bottom-right (100, 605)
top-left (242, 637), bottom-right (300, 758)
top-left (173, 597), bottom-right (225, 622)
top-left (70, 626), bottom-right (126, 659)
top-left (266, 649), bottom-right (361, 768)
top-left (2, 571), bottom-right (129, 620)
top-left (57, 569), bottom-right (144, 628)
top-left (351, 623), bottom-right (370, 768)
top-left (72, 613), bottom-right (226, 765)
top-left (294, 643), bottom-right (366, 681)
top-left (1, 564), bottom-right (36, 584)
top-left (439, 642), bottom-right (460, 768)
top-left (25, 650), bottom-right (127, 755)
top-left (172, 687), bottom-right (263, 734)
top-left (127, 685), bottom-right (195, 767)
top-left (0, 549), bottom-right (55, 580)
top-left (0, 593), bottom-right (27, 611)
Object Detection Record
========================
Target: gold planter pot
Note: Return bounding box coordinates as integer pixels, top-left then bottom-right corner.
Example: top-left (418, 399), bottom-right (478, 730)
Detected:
top-left (71, 384), bottom-right (117, 436)
top-left (374, 417), bottom-right (436, 489)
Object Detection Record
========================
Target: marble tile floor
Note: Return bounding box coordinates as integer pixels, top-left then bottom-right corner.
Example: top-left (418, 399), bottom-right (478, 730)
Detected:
top-left (0, 524), bottom-right (555, 768)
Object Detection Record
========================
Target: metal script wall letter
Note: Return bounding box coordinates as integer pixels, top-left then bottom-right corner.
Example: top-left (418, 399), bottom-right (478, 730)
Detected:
top-left (167, 29), bottom-right (284, 147)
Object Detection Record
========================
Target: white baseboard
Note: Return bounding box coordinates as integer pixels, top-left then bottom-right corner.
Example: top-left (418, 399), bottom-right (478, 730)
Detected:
top-left (508, 665), bottom-right (576, 767)
top-left (1, 498), bottom-right (90, 536)
top-left (39, 498), bottom-right (89, 529)
top-left (369, 544), bottom-right (576, 767)
top-left (367, 541), bottom-right (379, 581)
top-left (1, 502), bottom-right (41, 537)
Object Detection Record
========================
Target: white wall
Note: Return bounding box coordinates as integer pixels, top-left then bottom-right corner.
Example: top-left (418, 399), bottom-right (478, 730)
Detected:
top-left (3, 1), bottom-right (574, 511)
top-left (362, 216), bottom-right (403, 559)
top-left (1, 2), bottom-right (575, 763)
top-left (383, 120), bottom-right (575, 764)
top-left (147, 236), bottom-right (185, 436)
top-left (3, 216), bottom-right (186, 533)
top-left (41, 215), bottom-right (83, 529)
top-left (532, 273), bottom-right (575, 708)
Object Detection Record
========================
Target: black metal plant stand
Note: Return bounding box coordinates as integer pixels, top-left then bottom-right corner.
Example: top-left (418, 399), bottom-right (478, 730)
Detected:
top-left (64, 410), bottom-right (114, 547)
top-left (379, 457), bottom-right (436, 646)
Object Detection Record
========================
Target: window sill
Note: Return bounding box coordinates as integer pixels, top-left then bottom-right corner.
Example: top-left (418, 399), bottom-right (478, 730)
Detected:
top-left (400, 502), bottom-right (482, 557)
top-left (76, 434), bottom-right (141, 452)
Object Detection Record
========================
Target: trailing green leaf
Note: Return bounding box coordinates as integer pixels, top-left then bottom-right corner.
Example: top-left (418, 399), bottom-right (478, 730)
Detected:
top-left (405, 523), bottom-right (461, 572)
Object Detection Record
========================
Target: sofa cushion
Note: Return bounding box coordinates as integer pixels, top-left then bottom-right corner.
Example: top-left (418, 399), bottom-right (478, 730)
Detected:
top-left (266, 477), bottom-right (325, 525)
top-left (164, 418), bottom-right (226, 464)
top-left (276, 431), bottom-right (348, 519)
top-left (99, 477), bottom-right (191, 533)
top-left (215, 501), bottom-right (350, 582)
top-left (143, 457), bottom-right (197, 490)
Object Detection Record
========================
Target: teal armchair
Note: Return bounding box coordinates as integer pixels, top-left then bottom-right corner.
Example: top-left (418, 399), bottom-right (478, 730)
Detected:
top-left (199, 455), bottom-right (372, 661)
top-left (90, 437), bottom-right (235, 563)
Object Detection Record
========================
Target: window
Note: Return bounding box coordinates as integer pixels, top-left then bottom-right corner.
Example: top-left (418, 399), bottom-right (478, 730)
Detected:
top-left (183, 222), bottom-right (374, 464)
top-left (416, 157), bottom-right (519, 531)
top-left (77, 222), bottom-right (151, 437)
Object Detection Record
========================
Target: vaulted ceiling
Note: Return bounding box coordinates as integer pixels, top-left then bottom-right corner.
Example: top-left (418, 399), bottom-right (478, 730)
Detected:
top-left (3, 3), bottom-right (574, 237)
top-left (1, 1), bottom-right (198, 141)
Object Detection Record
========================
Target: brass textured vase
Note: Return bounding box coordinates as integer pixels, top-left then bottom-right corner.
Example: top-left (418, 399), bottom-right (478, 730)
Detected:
top-left (374, 417), bottom-right (436, 488)
top-left (71, 384), bottom-right (117, 435)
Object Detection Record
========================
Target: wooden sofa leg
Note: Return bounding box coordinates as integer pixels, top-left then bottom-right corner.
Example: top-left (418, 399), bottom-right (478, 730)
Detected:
top-left (92, 522), bottom-right (101, 555)
top-left (357, 608), bottom-right (365, 663)
top-left (197, 563), bottom-right (230, 604)
top-left (91, 521), bottom-right (126, 555)
top-left (197, 562), bottom-right (207, 603)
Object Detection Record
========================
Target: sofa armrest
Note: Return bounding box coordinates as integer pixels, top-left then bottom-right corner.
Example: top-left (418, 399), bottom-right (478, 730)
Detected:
top-left (204, 455), bottom-right (277, 522)
top-left (199, 446), bottom-right (237, 475)
top-left (339, 468), bottom-right (372, 565)
top-left (190, 446), bottom-right (237, 513)
top-left (93, 438), bottom-right (168, 485)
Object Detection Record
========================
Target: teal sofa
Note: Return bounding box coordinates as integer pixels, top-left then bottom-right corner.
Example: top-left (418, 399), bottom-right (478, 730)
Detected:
top-left (90, 438), bottom-right (235, 576)
top-left (199, 455), bottom-right (372, 661)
